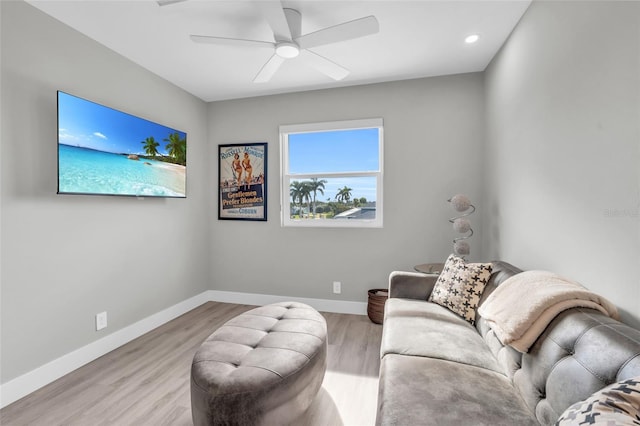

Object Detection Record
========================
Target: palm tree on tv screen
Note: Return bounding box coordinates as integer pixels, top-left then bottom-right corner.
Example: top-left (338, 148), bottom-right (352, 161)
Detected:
top-left (141, 136), bottom-right (160, 157)
top-left (164, 132), bottom-right (186, 165)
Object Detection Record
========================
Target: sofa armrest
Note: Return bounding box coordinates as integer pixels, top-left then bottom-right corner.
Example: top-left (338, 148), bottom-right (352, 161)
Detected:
top-left (388, 271), bottom-right (438, 300)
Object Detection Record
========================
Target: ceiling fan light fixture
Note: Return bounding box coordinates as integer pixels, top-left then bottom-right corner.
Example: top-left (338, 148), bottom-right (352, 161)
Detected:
top-left (275, 42), bottom-right (300, 58)
top-left (465, 34), bottom-right (480, 44)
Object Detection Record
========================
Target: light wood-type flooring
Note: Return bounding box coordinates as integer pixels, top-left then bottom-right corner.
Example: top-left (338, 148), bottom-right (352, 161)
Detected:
top-left (0, 302), bottom-right (383, 426)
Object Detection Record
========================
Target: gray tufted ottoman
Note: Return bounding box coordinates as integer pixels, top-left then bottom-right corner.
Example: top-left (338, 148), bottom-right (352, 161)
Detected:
top-left (190, 301), bottom-right (328, 426)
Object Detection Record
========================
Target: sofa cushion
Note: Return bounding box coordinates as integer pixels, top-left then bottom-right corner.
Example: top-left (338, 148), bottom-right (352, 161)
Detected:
top-left (555, 377), bottom-right (640, 425)
top-left (381, 298), bottom-right (502, 373)
top-left (428, 254), bottom-right (492, 325)
top-left (376, 354), bottom-right (539, 426)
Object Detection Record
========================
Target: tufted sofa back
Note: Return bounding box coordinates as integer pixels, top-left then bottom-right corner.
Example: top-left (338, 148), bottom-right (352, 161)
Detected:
top-left (475, 261), bottom-right (640, 425)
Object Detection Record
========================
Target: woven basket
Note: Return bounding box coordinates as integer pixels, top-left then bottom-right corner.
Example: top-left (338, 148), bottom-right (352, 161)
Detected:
top-left (367, 288), bottom-right (389, 324)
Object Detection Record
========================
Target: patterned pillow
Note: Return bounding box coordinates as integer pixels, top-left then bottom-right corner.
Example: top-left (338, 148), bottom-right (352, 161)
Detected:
top-left (555, 377), bottom-right (640, 425)
top-left (428, 254), bottom-right (492, 325)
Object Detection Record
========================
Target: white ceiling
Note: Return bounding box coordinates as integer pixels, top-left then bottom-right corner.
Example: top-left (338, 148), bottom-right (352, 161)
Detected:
top-left (26, 0), bottom-right (531, 102)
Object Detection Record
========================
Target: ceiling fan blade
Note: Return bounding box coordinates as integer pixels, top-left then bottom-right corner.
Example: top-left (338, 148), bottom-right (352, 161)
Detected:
top-left (253, 54), bottom-right (286, 83)
top-left (255, 1), bottom-right (292, 42)
top-left (157, 0), bottom-right (188, 6)
top-left (190, 35), bottom-right (274, 49)
top-left (296, 16), bottom-right (379, 50)
top-left (300, 50), bottom-right (349, 81)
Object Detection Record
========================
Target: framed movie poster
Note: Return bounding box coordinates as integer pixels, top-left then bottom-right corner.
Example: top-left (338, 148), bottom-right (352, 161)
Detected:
top-left (218, 143), bottom-right (267, 221)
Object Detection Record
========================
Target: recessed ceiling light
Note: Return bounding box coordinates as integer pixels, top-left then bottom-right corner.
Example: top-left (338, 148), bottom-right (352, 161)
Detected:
top-left (465, 34), bottom-right (480, 44)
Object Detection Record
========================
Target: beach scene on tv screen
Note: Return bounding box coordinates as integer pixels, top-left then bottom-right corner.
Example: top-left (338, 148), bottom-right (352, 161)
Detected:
top-left (58, 92), bottom-right (186, 197)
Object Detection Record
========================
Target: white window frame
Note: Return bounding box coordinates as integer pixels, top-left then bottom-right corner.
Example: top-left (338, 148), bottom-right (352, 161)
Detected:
top-left (280, 118), bottom-right (383, 228)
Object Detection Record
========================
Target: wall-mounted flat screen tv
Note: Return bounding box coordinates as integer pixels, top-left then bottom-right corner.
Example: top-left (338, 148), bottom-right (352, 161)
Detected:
top-left (57, 91), bottom-right (187, 198)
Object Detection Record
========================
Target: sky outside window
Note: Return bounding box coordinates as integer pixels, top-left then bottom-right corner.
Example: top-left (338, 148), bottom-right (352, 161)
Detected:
top-left (288, 128), bottom-right (379, 174)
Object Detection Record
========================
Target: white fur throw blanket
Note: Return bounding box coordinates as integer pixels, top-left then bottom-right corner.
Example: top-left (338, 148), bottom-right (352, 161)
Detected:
top-left (478, 270), bottom-right (619, 353)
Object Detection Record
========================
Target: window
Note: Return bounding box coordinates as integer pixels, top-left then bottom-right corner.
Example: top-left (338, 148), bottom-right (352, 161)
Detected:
top-left (280, 118), bottom-right (383, 228)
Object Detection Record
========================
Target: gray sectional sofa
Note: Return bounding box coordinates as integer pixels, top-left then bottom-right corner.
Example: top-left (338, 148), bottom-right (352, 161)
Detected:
top-left (376, 261), bottom-right (640, 426)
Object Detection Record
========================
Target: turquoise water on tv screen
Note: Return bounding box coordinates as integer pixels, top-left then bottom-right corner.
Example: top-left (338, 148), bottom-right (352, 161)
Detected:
top-left (58, 144), bottom-right (186, 197)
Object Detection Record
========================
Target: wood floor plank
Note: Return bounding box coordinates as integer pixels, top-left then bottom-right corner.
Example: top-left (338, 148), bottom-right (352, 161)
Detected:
top-left (0, 302), bottom-right (382, 426)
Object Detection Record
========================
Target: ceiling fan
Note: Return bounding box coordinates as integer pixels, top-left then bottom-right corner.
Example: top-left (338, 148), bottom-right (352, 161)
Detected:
top-left (157, 0), bottom-right (379, 83)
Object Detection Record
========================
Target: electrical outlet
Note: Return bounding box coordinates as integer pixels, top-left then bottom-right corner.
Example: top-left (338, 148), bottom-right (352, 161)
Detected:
top-left (96, 311), bottom-right (108, 331)
top-left (333, 281), bottom-right (341, 294)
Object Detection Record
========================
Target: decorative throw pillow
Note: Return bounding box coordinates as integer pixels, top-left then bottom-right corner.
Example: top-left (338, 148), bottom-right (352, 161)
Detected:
top-left (555, 377), bottom-right (640, 425)
top-left (428, 254), bottom-right (492, 325)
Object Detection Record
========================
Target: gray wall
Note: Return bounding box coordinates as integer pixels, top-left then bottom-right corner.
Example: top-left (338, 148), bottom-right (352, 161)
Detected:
top-left (484, 0), bottom-right (640, 327)
top-left (208, 74), bottom-right (486, 302)
top-left (1, 1), bottom-right (210, 382)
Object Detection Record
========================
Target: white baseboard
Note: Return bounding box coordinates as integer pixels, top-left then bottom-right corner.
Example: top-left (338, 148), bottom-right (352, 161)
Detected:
top-left (0, 292), bottom-right (210, 409)
top-left (207, 290), bottom-right (368, 316)
top-left (0, 291), bottom-right (367, 409)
